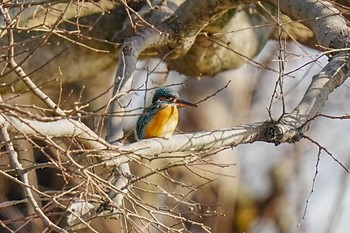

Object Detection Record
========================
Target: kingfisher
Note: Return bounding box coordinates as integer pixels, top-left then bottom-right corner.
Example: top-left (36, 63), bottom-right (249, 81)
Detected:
top-left (135, 87), bottom-right (198, 140)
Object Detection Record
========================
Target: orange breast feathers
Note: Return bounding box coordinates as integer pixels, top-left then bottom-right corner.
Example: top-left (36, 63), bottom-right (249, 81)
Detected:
top-left (144, 105), bottom-right (179, 139)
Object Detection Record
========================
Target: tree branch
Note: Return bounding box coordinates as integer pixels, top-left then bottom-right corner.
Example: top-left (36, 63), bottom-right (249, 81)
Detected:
top-left (106, 28), bottom-right (168, 142)
top-left (0, 5), bottom-right (66, 116)
top-left (266, 0), bottom-right (350, 49)
top-left (0, 114), bottom-right (111, 152)
top-left (0, 117), bottom-right (67, 233)
top-left (161, 0), bottom-right (248, 57)
top-left (0, 0), bottom-right (119, 35)
top-left (268, 51), bottom-right (350, 143)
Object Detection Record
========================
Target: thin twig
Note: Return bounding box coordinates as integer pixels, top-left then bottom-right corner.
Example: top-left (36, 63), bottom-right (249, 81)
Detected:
top-left (297, 146), bottom-right (321, 228)
top-left (195, 80), bottom-right (231, 105)
top-left (304, 135), bottom-right (350, 173)
top-left (0, 5), bottom-right (66, 116)
top-left (0, 122), bottom-right (68, 233)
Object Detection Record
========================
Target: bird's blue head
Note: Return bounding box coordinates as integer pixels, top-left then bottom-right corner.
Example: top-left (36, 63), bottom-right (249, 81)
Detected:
top-left (151, 87), bottom-right (198, 107)
top-left (152, 87), bottom-right (198, 107)
top-left (151, 87), bottom-right (180, 103)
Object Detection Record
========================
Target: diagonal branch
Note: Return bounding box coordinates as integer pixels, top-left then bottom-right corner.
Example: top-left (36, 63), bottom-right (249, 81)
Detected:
top-left (0, 0), bottom-right (120, 36)
top-left (0, 5), bottom-right (66, 115)
top-left (266, 0), bottom-right (350, 49)
top-left (267, 51), bottom-right (350, 143)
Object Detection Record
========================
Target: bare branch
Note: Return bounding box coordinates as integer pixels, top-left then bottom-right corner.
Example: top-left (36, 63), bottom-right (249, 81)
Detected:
top-left (267, 51), bottom-right (350, 143)
top-left (0, 5), bottom-right (65, 115)
top-left (266, 0), bottom-right (350, 49)
top-left (119, 123), bottom-right (266, 158)
top-left (298, 145), bottom-right (321, 227)
top-left (0, 119), bottom-right (67, 232)
top-left (0, 0), bottom-right (119, 35)
top-left (0, 114), bottom-right (111, 151)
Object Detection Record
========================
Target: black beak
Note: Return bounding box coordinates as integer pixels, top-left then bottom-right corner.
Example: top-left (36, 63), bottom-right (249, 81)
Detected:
top-left (175, 99), bottom-right (198, 107)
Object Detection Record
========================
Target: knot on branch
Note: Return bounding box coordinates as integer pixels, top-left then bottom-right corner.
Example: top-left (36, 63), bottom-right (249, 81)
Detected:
top-left (121, 42), bottom-right (133, 55)
top-left (329, 52), bottom-right (350, 87)
top-left (264, 120), bottom-right (304, 145)
top-left (265, 121), bottom-right (283, 145)
top-left (329, 29), bottom-right (350, 49)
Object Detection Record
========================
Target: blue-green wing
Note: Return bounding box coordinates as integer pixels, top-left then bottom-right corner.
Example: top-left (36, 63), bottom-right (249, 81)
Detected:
top-left (135, 102), bottom-right (164, 140)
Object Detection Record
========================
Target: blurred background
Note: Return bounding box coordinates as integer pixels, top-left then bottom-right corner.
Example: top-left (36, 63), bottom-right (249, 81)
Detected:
top-left (0, 1), bottom-right (350, 232)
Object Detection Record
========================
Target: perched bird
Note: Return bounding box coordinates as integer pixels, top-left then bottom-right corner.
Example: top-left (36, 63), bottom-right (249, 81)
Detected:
top-left (136, 87), bottom-right (197, 140)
